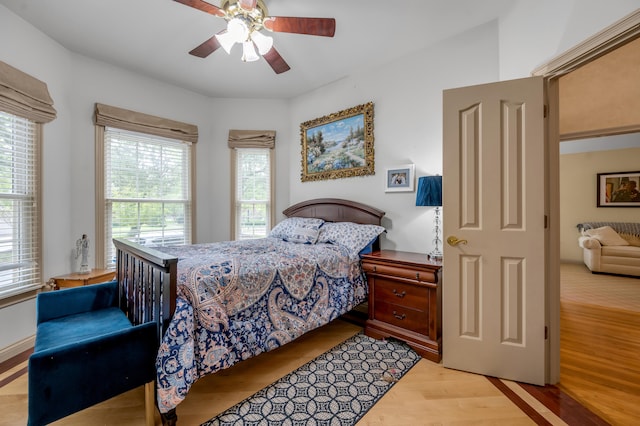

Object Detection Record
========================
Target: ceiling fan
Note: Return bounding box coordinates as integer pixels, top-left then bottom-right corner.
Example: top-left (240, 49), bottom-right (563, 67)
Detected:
top-left (175, 0), bottom-right (336, 74)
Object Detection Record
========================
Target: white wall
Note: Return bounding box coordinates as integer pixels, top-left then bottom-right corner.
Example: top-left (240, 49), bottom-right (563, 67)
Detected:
top-left (207, 98), bottom-right (291, 243)
top-left (0, 5), bottom-right (291, 352)
top-left (0, 5), bottom-right (72, 351)
top-left (499, 0), bottom-right (640, 79)
top-left (1, 1), bottom-right (639, 353)
top-left (288, 21), bottom-right (501, 254)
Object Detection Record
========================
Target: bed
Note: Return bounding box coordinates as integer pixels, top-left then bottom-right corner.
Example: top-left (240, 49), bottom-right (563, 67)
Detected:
top-left (112, 198), bottom-right (385, 424)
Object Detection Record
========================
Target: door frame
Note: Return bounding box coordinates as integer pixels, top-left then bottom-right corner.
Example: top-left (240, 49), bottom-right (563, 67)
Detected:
top-left (533, 9), bottom-right (640, 384)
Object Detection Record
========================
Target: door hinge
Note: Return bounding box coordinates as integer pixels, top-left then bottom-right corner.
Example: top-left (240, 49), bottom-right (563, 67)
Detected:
top-left (544, 104), bottom-right (548, 118)
top-left (545, 326), bottom-right (548, 340)
top-left (544, 215), bottom-right (548, 229)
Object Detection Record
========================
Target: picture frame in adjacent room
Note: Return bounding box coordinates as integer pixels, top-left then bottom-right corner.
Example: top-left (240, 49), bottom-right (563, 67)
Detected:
top-left (300, 102), bottom-right (374, 182)
top-left (597, 170), bottom-right (640, 207)
top-left (385, 164), bottom-right (415, 192)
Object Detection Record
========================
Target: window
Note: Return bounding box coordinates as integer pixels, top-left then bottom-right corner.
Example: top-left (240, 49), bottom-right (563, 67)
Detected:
top-left (94, 103), bottom-right (197, 268)
top-left (0, 61), bottom-right (55, 301)
top-left (233, 148), bottom-right (272, 240)
top-left (228, 130), bottom-right (276, 240)
top-left (100, 127), bottom-right (193, 267)
top-left (0, 111), bottom-right (41, 295)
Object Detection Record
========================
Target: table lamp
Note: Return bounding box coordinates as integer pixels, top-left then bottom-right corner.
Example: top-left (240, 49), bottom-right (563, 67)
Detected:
top-left (415, 175), bottom-right (443, 261)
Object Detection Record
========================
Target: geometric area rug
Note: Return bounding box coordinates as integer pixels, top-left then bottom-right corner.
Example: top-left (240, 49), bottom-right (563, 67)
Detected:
top-left (201, 333), bottom-right (421, 426)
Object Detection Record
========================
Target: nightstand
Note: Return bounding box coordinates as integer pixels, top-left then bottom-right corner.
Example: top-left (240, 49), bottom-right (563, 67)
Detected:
top-left (51, 269), bottom-right (116, 290)
top-left (362, 250), bottom-right (442, 362)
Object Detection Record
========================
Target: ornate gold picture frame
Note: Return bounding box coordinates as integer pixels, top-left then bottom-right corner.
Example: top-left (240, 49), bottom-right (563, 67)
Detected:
top-left (300, 102), bottom-right (374, 182)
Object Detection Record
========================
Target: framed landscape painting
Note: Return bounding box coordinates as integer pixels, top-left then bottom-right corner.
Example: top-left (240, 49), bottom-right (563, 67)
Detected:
top-left (597, 170), bottom-right (640, 207)
top-left (300, 102), bottom-right (374, 182)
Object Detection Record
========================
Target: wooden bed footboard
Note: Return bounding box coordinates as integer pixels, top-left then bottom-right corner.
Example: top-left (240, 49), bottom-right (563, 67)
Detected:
top-left (113, 238), bottom-right (178, 341)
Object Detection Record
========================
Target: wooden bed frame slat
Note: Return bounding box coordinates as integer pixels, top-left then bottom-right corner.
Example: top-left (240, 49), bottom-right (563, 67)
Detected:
top-left (114, 238), bottom-right (178, 342)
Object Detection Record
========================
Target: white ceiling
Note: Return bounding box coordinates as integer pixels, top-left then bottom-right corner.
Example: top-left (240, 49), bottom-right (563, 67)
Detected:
top-left (1, 0), bottom-right (514, 99)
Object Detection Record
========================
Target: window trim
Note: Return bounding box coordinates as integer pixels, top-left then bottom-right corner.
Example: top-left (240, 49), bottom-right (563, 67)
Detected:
top-left (228, 130), bottom-right (276, 241)
top-left (0, 119), bottom-right (44, 302)
top-left (230, 147), bottom-right (275, 240)
top-left (95, 125), bottom-right (196, 268)
top-left (0, 62), bottom-right (55, 302)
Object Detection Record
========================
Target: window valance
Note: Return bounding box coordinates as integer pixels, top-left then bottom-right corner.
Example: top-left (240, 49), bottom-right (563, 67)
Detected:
top-left (228, 129), bottom-right (276, 149)
top-left (0, 61), bottom-right (57, 123)
top-left (94, 103), bottom-right (198, 143)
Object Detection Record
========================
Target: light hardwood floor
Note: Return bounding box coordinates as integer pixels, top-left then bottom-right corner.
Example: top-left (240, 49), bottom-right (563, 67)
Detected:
top-left (1, 319), bottom-right (542, 426)
top-left (558, 262), bottom-right (640, 425)
top-left (2, 263), bottom-right (636, 425)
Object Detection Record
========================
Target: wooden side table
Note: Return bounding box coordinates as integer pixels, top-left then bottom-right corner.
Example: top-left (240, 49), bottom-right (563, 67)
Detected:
top-left (361, 250), bottom-right (442, 362)
top-left (51, 269), bottom-right (116, 290)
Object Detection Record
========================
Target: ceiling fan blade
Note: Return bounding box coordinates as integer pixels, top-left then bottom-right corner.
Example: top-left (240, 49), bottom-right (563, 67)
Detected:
top-left (238, 0), bottom-right (257, 12)
top-left (263, 17), bottom-right (336, 37)
top-left (174, 0), bottom-right (225, 17)
top-left (263, 47), bottom-right (291, 74)
top-left (189, 35), bottom-right (223, 58)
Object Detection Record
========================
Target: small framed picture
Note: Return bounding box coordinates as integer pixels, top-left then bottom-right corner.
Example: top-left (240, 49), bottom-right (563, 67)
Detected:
top-left (385, 164), bottom-right (415, 192)
top-left (597, 170), bottom-right (640, 207)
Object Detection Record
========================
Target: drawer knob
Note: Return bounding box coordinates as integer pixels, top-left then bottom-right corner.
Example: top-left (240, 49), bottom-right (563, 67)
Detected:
top-left (416, 272), bottom-right (420, 280)
top-left (372, 266), bottom-right (376, 272)
top-left (392, 289), bottom-right (406, 298)
top-left (392, 311), bottom-right (406, 320)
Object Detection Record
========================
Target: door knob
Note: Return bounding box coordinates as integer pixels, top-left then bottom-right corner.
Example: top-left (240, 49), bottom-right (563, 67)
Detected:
top-left (447, 236), bottom-right (468, 246)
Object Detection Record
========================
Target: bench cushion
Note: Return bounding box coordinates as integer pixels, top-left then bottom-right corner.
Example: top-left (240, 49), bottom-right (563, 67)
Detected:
top-left (35, 307), bottom-right (132, 352)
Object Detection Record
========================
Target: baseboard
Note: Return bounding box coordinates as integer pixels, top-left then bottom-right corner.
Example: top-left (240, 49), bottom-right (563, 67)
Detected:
top-left (0, 335), bottom-right (35, 364)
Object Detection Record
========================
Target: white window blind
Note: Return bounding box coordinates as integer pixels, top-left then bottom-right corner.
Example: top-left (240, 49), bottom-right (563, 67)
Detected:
top-left (0, 111), bottom-right (40, 294)
top-left (104, 127), bottom-right (191, 266)
top-left (235, 148), bottom-right (271, 240)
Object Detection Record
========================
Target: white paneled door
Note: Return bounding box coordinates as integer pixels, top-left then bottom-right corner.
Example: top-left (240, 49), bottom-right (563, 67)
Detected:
top-left (442, 76), bottom-right (547, 385)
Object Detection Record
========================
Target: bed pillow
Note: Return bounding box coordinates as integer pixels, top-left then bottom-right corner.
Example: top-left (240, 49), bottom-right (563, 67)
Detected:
top-left (269, 217), bottom-right (324, 243)
top-left (584, 226), bottom-right (629, 246)
top-left (318, 222), bottom-right (386, 254)
top-left (286, 226), bottom-right (320, 244)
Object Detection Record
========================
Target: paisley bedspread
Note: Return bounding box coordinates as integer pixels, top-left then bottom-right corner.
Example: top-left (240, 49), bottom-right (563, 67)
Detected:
top-left (153, 237), bottom-right (368, 413)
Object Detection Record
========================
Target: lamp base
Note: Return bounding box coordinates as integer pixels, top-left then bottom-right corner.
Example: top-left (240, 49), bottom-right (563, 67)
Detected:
top-left (428, 250), bottom-right (443, 262)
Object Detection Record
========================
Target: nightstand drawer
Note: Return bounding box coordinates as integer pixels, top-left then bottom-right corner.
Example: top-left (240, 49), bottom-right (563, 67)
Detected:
top-left (373, 279), bottom-right (427, 310)
top-left (373, 300), bottom-right (428, 335)
top-left (362, 262), bottom-right (437, 283)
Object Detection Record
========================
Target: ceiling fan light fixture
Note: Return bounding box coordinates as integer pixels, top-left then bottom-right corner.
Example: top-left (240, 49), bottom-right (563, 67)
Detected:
top-left (227, 17), bottom-right (249, 42)
top-left (241, 40), bottom-right (260, 62)
top-left (178, 0), bottom-right (333, 73)
top-left (215, 17), bottom-right (249, 54)
top-left (250, 30), bottom-right (273, 55)
top-left (216, 30), bottom-right (237, 54)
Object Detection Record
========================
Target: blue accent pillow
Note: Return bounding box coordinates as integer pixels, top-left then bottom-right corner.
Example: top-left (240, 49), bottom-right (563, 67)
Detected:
top-left (359, 241), bottom-right (375, 256)
top-left (318, 222), bottom-right (386, 254)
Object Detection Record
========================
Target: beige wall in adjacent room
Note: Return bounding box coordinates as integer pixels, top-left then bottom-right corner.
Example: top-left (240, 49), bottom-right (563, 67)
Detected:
top-left (560, 146), bottom-right (640, 262)
top-left (559, 36), bottom-right (640, 139)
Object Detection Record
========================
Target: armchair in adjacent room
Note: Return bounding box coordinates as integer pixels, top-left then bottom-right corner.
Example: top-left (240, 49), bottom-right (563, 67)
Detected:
top-left (28, 281), bottom-right (159, 426)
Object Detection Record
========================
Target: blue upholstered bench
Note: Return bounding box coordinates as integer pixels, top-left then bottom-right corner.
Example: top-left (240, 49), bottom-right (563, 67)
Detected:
top-left (28, 281), bottom-right (158, 426)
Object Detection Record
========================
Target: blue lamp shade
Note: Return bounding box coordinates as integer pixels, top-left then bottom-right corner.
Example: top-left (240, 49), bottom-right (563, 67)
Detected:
top-left (415, 176), bottom-right (442, 207)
